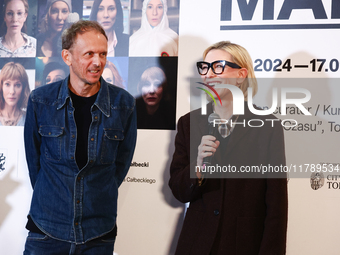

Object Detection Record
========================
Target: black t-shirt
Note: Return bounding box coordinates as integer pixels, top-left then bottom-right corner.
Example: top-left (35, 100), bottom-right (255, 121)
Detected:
top-left (70, 90), bottom-right (97, 170)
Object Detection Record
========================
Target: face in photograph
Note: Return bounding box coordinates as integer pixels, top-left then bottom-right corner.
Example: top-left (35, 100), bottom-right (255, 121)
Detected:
top-left (2, 79), bottom-right (23, 108)
top-left (146, 0), bottom-right (164, 27)
top-left (45, 69), bottom-right (66, 84)
top-left (139, 67), bottom-right (165, 107)
top-left (0, 62), bottom-right (30, 114)
top-left (4, 0), bottom-right (28, 34)
top-left (49, 1), bottom-right (70, 32)
top-left (96, 0), bottom-right (117, 32)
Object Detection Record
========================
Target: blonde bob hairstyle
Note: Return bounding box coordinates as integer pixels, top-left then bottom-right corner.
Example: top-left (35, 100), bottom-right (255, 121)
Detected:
top-left (203, 41), bottom-right (258, 100)
top-left (0, 62), bottom-right (30, 111)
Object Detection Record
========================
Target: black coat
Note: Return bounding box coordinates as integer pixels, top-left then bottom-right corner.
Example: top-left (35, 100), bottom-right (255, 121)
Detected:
top-left (169, 103), bottom-right (288, 255)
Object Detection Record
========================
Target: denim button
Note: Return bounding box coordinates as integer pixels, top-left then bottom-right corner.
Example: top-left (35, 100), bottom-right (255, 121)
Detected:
top-left (214, 210), bottom-right (219, 216)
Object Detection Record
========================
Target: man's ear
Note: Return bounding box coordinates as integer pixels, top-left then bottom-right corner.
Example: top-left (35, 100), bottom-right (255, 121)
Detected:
top-left (62, 49), bottom-right (72, 66)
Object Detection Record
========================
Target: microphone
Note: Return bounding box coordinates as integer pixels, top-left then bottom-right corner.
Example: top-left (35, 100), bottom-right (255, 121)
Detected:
top-left (202, 112), bottom-right (220, 167)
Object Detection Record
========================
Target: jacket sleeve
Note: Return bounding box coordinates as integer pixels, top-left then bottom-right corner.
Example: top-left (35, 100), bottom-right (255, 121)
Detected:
top-left (114, 101), bottom-right (137, 187)
top-left (168, 115), bottom-right (204, 203)
top-left (24, 93), bottom-right (41, 189)
top-left (259, 123), bottom-right (288, 255)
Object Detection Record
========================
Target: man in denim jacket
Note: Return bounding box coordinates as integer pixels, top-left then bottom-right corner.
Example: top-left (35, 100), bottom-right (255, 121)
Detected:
top-left (23, 20), bottom-right (137, 254)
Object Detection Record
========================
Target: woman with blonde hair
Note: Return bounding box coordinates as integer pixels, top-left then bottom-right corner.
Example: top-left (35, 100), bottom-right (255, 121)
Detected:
top-left (169, 41), bottom-right (287, 255)
top-left (0, 0), bottom-right (36, 57)
top-left (0, 62), bottom-right (30, 126)
top-left (36, 0), bottom-right (71, 57)
top-left (102, 61), bottom-right (124, 89)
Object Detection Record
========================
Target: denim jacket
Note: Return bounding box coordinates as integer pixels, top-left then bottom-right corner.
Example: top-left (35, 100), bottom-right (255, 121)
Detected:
top-left (24, 77), bottom-right (137, 244)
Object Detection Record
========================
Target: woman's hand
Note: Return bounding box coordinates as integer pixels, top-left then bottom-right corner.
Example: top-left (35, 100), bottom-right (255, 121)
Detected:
top-left (196, 135), bottom-right (220, 178)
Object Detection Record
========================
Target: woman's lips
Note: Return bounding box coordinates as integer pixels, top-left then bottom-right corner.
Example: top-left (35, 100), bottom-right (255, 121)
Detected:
top-left (146, 97), bottom-right (157, 101)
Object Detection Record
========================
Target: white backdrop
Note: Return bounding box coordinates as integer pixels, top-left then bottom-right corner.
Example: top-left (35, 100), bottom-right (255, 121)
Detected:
top-left (1, 0), bottom-right (340, 254)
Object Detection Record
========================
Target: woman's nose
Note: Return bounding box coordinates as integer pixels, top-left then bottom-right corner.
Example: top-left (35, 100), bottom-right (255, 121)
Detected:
top-left (57, 11), bottom-right (62, 20)
top-left (149, 88), bottom-right (156, 93)
top-left (205, 67), bottom-right (216, 78)
top-left (104, 8), bottom-right (109, 18)
top-left (9, 86), bottom-right (15, 94)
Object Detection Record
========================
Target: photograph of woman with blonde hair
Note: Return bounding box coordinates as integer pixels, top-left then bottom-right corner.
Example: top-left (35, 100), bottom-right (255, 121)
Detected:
top-left (102, 60), bottom-right (125, 89)
top-left (0, 0), bottom-right (36, 57)
top-left (136, 65), bottom-right (176, 129)
top-left (129, 0), bottom-right (178, 57)
top-left (89, 0), bottom-right (129, 56)
top-left (36, 0), bottom-right (71, 57)
top-left (0, 62), bottom-right (31, 126)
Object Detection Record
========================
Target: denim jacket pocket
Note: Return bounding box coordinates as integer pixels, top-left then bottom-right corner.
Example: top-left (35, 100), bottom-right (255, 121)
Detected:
top-left (38, 125), bottom-right (64, 162)
top-left (101, 129), bottom-right (124, 164)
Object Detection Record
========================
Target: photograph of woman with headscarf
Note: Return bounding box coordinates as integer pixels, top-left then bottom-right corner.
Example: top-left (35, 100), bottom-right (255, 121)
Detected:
top-left (129, 0), bottom-right (178, 57)
top-left (0, 62), bottom-right (31, 126)
top-left (0, 0), bottom-right (36, 57)
top-left (89, 0), bottom-right (129, 56)
top-left (36, 0), bottom-right (72, 57)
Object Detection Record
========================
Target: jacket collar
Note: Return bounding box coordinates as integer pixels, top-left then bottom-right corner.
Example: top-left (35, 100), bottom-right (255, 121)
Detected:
top-left (57, 76), bottom-right (111, 117)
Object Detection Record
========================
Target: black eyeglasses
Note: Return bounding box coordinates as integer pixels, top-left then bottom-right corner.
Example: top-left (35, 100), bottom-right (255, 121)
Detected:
top-left (196, 60), bottom-right (242, 75)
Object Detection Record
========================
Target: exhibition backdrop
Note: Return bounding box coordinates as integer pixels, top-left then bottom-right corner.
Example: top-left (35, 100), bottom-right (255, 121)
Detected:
top-left (1, 0), bottom-right (340, 254)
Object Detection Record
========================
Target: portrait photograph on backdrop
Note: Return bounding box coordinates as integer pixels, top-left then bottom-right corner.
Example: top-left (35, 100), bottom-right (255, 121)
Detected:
top-left (35, 57), bottom-right (69, 88)
top-left (36, 0), bottom-right (83, 57)
top-left (0, 59), bottom-right (35, 126)
top-left (89, 0), bottom-right (130, 56)
top-left (104, 57), bottom-right (129, 90)
top-left (0, 0), bottom-right (36, 57)
top-left (129, 0), bottom-right (179, 57)
top-left (128, 56), bottom-right (177, 129)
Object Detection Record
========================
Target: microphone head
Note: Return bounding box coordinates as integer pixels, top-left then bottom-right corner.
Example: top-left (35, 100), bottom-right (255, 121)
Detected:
top-left (208, 112), bottom-right (220, 124)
